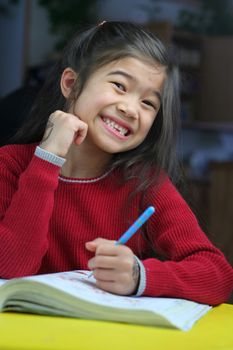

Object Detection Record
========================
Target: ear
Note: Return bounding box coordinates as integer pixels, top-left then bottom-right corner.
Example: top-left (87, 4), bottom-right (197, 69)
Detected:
top-left (60, 67), bottom-right (78, 98)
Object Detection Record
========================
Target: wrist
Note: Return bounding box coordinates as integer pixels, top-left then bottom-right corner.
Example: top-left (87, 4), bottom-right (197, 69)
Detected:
top-left (133, 256), bottom-right (146, 296)
top-left (131, 256), bottom-right (140, 294)
top-left (35, 146), bottom-right (66, 167)
top-left (39, 143), bottom-right (65, 158)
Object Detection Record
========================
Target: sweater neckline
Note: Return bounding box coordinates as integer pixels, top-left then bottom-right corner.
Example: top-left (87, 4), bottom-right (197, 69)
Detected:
top-left (58, 169), bottom-right (113, 184)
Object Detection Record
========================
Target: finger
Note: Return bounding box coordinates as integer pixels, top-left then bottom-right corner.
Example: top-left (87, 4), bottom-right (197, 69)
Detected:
top-left (88, 255), bottom-right (118, 270)
top-left (74, 123), bottom-right (88, 145)
top-left (95, 244), bottom-right (118, 256)
top-left (95, 280), bottom-right (132, 295)
top-left (93, 268), bottom-right (115, 282)
top-left (85, 238), bottom-right (113, 252)
top-left (85, 242), bottom-right (97, 252)
top-left (95, 280), bottom-right (117, 294)
top-left (95, 243), bottom-right (130, 257)
top-left (96, 270), bottom-right (138, 295)
top-left (90, 238), bottom-right (116, 245)
top-left (86, 238), bottom-right (116, 254)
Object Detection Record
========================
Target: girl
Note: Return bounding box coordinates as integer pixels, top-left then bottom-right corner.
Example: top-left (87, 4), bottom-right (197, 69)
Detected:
top-left (0, 21), bottom-right (232, 304)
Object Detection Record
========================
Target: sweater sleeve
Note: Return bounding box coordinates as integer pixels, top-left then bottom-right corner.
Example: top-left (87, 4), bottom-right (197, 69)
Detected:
top-left (0, 147), bottom-right (63, 278)
top-left (141, 177), bottom-right (233, 305)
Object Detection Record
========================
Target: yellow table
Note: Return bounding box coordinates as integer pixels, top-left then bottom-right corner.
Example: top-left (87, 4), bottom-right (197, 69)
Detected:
top-left (0, 304), bottom-right (232, 350)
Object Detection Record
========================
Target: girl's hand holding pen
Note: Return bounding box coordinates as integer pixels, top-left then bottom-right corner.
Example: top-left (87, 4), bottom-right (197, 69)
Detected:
top-left (40, 110), bottom-right (88, 158)
top-left (86, 207), bottom-right (155, 295)
top-left (86, 238), bottom-right (140, 295)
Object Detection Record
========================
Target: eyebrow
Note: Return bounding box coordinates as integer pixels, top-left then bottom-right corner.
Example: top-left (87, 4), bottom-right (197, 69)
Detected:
top-left (107, 70), bottom-right (162, 102)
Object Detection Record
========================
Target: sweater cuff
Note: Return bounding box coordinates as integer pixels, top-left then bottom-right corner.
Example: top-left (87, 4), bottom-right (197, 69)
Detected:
top-left (35, 146), bottom-right (66, 167)
top-left (134, 256), bottom-right (146, 296)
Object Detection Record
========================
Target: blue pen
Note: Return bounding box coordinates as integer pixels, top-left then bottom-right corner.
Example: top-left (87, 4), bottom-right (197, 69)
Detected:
top-left (115, 206), bottom-right (155, 245)
top-left (88, 206), bottom-right (155, 277)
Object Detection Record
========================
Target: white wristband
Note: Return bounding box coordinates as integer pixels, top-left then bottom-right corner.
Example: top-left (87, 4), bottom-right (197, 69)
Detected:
top-left (134, 255), bottom-right (146, 296)
top-left (35, 146), bottom-right (66, 167)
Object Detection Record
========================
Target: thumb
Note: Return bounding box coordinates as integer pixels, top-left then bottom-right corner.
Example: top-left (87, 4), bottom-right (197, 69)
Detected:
top-left (85, 241), bottom-right (98, 252)
top-left (85, 238), bottom-right (116, 252)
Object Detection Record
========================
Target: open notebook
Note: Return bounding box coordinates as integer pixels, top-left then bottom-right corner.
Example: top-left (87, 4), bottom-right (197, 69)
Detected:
top-left (0, 270), bottom-right (211, 331)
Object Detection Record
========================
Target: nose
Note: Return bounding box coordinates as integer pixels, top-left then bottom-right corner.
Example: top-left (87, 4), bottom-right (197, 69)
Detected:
top-left (116, 99), bottom-right (138, 119)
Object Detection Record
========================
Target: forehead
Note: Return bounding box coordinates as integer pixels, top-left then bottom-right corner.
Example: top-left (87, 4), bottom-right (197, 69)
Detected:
top-left (92, 57), bottom-right (167, 89)
top-left (98, 56), bottom-right (165, 76)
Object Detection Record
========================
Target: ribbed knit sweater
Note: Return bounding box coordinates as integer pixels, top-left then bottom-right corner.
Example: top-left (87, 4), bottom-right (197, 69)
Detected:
top-left (0, 144), bottom-right (232, 305)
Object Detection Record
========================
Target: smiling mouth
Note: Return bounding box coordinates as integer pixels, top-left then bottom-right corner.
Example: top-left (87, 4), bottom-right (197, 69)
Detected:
top-left (102, 117), bottom-right (130, 136)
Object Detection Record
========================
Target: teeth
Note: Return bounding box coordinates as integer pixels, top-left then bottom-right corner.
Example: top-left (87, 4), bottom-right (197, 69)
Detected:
top-left (103, 117), bottom-right (128, 136)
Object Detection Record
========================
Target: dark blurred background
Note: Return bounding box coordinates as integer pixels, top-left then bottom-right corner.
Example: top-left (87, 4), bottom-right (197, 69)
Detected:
top-left (0, 0), bottom-right (233, 289)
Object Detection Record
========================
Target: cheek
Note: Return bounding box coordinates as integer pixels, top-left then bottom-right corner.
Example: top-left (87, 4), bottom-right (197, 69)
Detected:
top-left (75, 91), bottom-right (115, 116)
top-left (94, 91), bottom-right (116, 108)
top-left (141, 113), bottom-right (157, 135)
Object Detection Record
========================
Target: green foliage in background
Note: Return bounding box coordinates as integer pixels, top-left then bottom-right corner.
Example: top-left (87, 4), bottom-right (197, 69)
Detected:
top-left (39, 0), bottom-right (100, 49)
top-left (177, 0), bottom-right (233, 35)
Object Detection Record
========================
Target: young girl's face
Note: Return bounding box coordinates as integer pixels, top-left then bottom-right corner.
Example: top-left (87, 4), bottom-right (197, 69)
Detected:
top-left (70, 57), bottom-right (166, 154)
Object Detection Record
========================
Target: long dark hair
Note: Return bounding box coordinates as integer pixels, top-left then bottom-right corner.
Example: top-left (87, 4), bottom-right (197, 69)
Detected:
top-left (12, 21), bottom-right (181, 191)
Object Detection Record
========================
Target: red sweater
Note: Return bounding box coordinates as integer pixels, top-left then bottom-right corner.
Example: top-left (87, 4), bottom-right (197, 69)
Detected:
top-left (0, 144), bottom-right (232, 305)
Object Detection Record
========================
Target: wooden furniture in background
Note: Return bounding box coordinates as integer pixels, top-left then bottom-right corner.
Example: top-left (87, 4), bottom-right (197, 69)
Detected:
top-left (208, 162), bottom-right (233, 267)
top-left (184, 162), bottom-right (233, 303)
top-left (183, 178), bottom-right (210, 233)
top-left (209, 161), bottom-right (233, 303)
top-left (199, 37), bottom-right (233, 123)
top-left (148, 21), bottom-right (233, 126)
top-left (147, 21), bottom-right (203, 123)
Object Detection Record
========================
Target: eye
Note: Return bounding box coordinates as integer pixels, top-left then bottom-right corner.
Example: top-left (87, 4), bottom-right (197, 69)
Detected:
top-left (142, 100), bottom-right (157, 110)
top-left (111, 82), bottom-right (126, 91)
